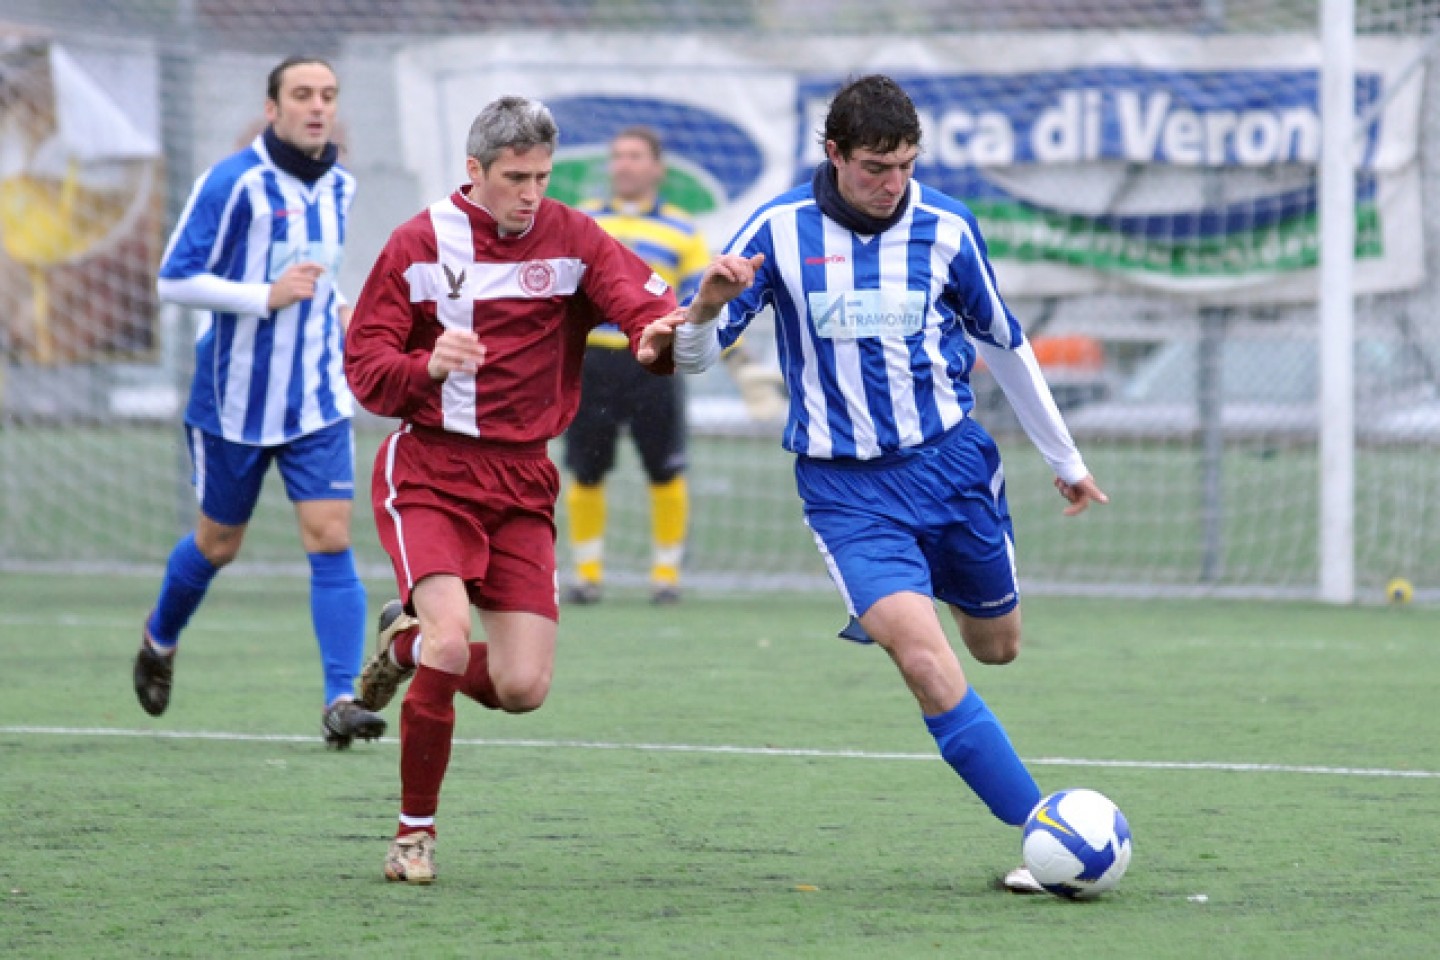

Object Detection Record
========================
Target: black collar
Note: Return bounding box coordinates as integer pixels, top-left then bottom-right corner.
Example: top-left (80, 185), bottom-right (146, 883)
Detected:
top-left (811, 161), bottom-right (910, 236)
top-left (262, 126), bottom-right (338, 185)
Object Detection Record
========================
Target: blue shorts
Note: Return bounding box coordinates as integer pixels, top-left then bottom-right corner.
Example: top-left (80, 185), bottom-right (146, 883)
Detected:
top-left (796, 418), bottom-right (1019, 620)
top-left (186, 420), bottom-right (355, 526)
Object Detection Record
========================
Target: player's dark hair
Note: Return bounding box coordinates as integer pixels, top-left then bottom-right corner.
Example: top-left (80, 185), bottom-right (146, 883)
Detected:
top-left (267, 56), bottom-right (337, 103)
top-left (613, 125), bottom-right (663, 160)
top-left (822, 74), bottom-right (922, 159)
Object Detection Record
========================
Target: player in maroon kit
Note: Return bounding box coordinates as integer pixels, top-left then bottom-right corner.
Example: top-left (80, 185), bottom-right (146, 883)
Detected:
top-left (344, 96), bottom-right (759, 884)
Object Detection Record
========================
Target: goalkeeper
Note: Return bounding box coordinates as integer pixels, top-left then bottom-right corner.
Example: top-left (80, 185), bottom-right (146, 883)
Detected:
top-left (563, 126), bottom-right (780, 605)
top-left (651, 75), bottom-right (1108, 893)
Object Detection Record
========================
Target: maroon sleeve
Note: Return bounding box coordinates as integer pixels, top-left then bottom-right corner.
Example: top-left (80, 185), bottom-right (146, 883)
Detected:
top-left (577, 216), bottom-right (679, 374)
top-left (344, 234), bottom-right (436, 419)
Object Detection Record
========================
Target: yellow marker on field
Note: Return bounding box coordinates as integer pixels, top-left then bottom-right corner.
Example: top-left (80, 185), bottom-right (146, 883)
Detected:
top-left (1386, 578), bottom-right (1414, 605)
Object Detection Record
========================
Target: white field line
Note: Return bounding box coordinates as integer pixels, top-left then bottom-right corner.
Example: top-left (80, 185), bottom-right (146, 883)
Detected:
top-left (1, 725), bottom-right (1437, 780)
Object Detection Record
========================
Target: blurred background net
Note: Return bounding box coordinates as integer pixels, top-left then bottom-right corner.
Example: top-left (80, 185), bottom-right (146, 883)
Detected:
top-left (1, 0), bottom-right (1436, 600)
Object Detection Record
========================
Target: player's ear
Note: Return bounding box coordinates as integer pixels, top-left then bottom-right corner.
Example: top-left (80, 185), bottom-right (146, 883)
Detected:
top-left (824, 140), bottom-right (844, 167)
top-left (263, 98), bottom-right (279, 125)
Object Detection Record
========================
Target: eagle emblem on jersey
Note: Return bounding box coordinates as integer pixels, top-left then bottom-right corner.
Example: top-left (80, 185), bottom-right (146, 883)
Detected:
top-left (519, 260), bottom-right (557, 297)
top-left (442, 263), bottom-right (467, 299)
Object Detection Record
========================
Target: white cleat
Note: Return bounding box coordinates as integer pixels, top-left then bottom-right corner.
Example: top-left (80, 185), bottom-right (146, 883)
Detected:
top-left (1002, 865), bottom-right (1046, 894)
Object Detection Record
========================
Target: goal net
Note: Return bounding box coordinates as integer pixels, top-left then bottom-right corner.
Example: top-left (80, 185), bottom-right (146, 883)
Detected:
top-left (2, 0), bottom-right (1437, 602)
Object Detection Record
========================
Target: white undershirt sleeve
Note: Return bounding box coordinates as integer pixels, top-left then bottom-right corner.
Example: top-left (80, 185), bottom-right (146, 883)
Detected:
top-left (157, 274), bottom-right (272, 319)
top-left (674, 314), bottom-right (723, 374)
top-left (976, 339), bottom-right (1089, 483)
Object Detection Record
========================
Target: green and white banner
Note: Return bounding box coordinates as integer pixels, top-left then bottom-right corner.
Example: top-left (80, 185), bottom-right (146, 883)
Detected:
top-left (396, 33), bottom-right (1426, 303)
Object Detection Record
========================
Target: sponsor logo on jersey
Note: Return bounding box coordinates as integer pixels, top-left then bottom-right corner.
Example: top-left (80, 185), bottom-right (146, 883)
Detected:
top-left (644, 272), bottom-right (668, 296)
top-left (804, 254), bottom-right (848, 265)
top-left (809, 290), bottom-right (926, 339)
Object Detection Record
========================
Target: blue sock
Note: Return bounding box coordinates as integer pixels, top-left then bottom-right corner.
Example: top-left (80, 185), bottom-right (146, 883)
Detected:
top-left (925, 687), bottom-right (1042, 827)
top-left (308, 549), bottom-right (367, 706)
top-left (148, 533), bottom-right (219, 650)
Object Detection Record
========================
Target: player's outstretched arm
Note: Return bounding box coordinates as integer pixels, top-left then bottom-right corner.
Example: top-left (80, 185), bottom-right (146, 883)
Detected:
top-left (1055, 475), bottom-right (1109, 516)
top-left (688, 253), bottom-right (766, 325)
top-left (648, 253), bottom-right (766, 373)
top-left (636, 309), bottom-right (687, 366)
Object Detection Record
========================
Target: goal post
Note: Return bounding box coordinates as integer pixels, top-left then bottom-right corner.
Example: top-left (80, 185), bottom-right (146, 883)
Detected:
top-left (1320, 0), bottom-right (1357, 605)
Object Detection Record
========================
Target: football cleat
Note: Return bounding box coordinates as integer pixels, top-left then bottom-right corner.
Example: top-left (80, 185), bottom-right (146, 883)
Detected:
top-left (132, 623), bottom-right (175, 717)
top-left (1001, 865), bottom-right (1046, 894)
top-left (650, 584), bottom-right (682, 606)
top-left (563, 582), bottom-right (603, 605)
top-left (322, 698), bottom-right (387, 750)
top-left (358, 600), bottom-right (419, 711)
top-left (385, 831), bottom-right (437, 884)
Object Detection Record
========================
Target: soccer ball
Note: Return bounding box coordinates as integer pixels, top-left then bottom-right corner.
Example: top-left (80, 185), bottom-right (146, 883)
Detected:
top-left (1022, 788), bottom-right (1132, 899)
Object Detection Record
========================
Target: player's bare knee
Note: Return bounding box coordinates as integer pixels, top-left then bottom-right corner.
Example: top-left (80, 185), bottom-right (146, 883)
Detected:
top-left (195, 529), bottom-right (243, 566)
top-left (494, 673), bottom-right (551, 713)
top-left (893, 645), bottom-right (949, 694)
top-left (975, 637), bottom-right (1021, 666)
top-left (966, 625), bottom-right (1021, 665)
top-left (420, 631), bottom-right (469, 674)
top-left (299, 520), bottom-right (350, 554)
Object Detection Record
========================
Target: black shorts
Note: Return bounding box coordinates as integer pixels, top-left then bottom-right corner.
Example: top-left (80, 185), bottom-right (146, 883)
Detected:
top-left (564, 346), bottom-right (687, 486)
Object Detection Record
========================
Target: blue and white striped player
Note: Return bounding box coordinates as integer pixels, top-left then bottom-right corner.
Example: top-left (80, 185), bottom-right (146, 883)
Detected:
top-left (132, 56), bottom-right (386, 749)
top-left (661, 75), bottom-right (1108, 892)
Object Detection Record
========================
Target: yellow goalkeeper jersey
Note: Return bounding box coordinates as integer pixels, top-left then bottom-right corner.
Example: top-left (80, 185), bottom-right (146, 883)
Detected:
top-left (580, 198), bottom-right (709, 350)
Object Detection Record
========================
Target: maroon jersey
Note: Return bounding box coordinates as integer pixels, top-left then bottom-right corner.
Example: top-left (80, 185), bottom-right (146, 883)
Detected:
top-left (345, 187), bottom-right (678, 443)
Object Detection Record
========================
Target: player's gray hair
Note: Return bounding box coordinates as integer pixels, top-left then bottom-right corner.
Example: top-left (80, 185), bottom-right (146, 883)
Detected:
top-left (466, 96), bottom-right (559, 169)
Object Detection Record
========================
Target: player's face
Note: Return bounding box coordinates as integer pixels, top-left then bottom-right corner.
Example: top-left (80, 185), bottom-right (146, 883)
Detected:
top-left (265, 63), bottom-right (338, 159)
top-left (827, 140), bottom-right (919, 219)
top-left (608, 136), bottom-right (664, 204)
top-left (467, 147), bottom-right (553, 233)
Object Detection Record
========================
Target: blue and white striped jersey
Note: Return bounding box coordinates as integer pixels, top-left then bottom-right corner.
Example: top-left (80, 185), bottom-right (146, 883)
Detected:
top-left (710, 179), bottom-right (1026, 461)
top-left (160, 135), bottom-right (356, 446)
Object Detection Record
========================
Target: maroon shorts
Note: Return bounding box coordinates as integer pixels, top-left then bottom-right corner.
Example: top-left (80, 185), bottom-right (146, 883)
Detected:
top-left (372, 425), bottom-right (560, 620)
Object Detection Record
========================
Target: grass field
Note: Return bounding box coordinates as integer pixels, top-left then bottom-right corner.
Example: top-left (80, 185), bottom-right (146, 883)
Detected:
top-left (3, 573), bottom-right (1439, 958)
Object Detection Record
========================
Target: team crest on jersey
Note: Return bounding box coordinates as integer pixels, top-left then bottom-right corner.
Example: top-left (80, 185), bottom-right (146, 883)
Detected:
top-left (519, 260), bottom-right (558, 297)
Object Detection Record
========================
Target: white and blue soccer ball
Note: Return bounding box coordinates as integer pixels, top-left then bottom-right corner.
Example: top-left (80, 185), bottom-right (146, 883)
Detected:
top-left (1022, 788), bottom-right (1132, 899)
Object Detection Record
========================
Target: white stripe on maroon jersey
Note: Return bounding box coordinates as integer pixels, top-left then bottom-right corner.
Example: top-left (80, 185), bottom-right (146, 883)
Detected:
top-left (402, 258), bottom-right (585, 303)
top-left (427, 199), bottom-right (481, 437)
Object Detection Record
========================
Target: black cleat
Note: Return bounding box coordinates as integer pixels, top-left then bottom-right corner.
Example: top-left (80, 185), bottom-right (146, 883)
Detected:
top-left (133, 626), bottom-right (175, 717)
top-left (322, 698), bottom-right (387, 750)
top-left (650, 584), bottom-right (682, 606)
top-left (563, 582), bottom-right (603, 605)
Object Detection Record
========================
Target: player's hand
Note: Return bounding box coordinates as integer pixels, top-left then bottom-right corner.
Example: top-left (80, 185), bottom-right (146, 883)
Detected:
top-left (267, 262), bottom-right (325, 310)
top-left (693, 253), bottom-right (765, 317)
top-left (1055, 475), bottom-right (1109, 516)
top-left (636, 308), bottom-right (688, 365)
top-left (428, 329), bottom-right (486, 381)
